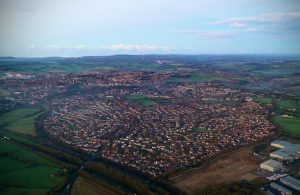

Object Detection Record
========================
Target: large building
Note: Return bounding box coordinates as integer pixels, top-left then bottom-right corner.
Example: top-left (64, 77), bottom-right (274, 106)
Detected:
top-left (271, 140), bottom-right (293, 149)
top-left (260, 159), bottom-right (283, 172)
top-left (270, 140), bottom-right (300, 161)
top-left (280, 176), bottom-right (300, 192)
top-left (270, 182), bottom-right (292, 195)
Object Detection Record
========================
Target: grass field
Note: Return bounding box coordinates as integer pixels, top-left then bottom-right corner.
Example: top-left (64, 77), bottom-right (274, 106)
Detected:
top-left (0, 105), bottom-right (46, 136)
top-left (71, 176), bottom-right (116, 195)
top-left (128, 94), bottom-right (156, 107)
top-left (276, 99), bottom-right (299, 111)
top-left (0, 140), bottom-right (67, 195)
top-left (167, 73), bottom-right (221, 83)
top-left (273, 116), bottom-right (300, 137)
top-left (254, 96), bottom-right (272, 105)
top-left (171, 148), bottom-right (259, 194)
top-left (0, 107), bottom-right (41, 126)
top-left (270, 98), bottom-right (300, 137)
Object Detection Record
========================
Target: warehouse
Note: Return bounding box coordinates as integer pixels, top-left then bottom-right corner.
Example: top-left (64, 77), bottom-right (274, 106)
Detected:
top-left (270, 182), bottom-right (292, 195)
top-left (260, 159), bottom-right (282, 172)
top-left (270, 149), bottom-right (294, 161)
top-left (270, 140), bottom-right (300, 161)
top-left (280, 176), bottom-right (300, 192)
top-left (271, 140), bottom-right (294, 149)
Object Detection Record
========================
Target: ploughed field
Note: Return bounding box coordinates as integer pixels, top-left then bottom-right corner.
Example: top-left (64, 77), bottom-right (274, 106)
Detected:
top-left (171, 147), bottom-right (260, 194)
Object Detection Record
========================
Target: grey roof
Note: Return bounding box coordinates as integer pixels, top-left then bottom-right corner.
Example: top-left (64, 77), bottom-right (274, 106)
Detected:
top-left (271, 149), bottom-right (295, 158)
top-left (280, 176), bottom-right (300, 191)
top-left (270, 182), bottom-right (292, 194)
top-left (261, 159), bottom-right (282, 167)
top-left (272, 140), bottom-right (300, 151)
top-left (271, 140), bottom-right (293, 148)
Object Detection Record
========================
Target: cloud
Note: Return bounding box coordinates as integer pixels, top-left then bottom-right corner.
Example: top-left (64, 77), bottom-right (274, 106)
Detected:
top-left (229, 22), bottom-right (247, 28)
top-left (28, 44), bottom-right (174, 53)
top-left (201, 12), bottom-right (300, 26)
top-left (186, 12), bottom-right (300, 39)
top-left (101, 44), bottom-right (172, 52)
top-left (182, 28), bottom-right (265, 38)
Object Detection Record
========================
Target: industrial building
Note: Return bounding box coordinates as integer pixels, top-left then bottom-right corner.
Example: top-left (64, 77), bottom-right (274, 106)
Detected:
top-left (271, 140), bottom-right (294, 149)
top-left (270, 149), bottom-right (295, 161)
top-left (270, 140), bottom-right (300, 161)
top-left (270, 182), bottom-right (292, 195)
top-left (280, 176), bottom-right (300, 192)
top-left (260, 159), bottom-right (283, 172)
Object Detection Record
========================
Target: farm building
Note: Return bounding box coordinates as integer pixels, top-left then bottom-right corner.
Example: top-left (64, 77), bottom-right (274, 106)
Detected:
top-left (260, 159), bottom-right (282, 172)
top-left (280, 176), bottom-right (300, 192)
top-left (270, 182), bottom-right (292, 195)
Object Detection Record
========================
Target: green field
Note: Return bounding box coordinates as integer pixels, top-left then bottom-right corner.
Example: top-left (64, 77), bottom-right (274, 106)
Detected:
top-left (167, 73), bottom-right (221, 83)
top-left (128, 94), bottom-right (156, 107)
top-left (0, 106), bottom-right (46, 136)
top-left (276, 99), bottom-right (299, 110)
top-left (271, 98), bottom-right (300, 138)
top-left (0, 140), bottom-right (67, 195)
top-left (273, 116), bottom-right (300, 137)
top-left (0, 107), bottom-right (41, 126)
top-left (275, 99), bottom-right (300, 118)
top-left (254, 96), bottom-right (272, 105)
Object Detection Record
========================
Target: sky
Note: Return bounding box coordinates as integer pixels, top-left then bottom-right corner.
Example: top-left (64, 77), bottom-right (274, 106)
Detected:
top-left (0, 0), bottom-right (300, 57)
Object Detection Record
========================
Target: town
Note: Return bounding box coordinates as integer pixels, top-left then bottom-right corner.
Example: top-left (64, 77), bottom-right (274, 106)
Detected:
top-left (1, 71), bottom-right (277, 176)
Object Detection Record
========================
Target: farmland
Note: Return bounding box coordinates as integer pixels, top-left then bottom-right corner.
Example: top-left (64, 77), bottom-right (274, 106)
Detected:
top-left (273, 116), bottom-right (300, 137)
top-left (0, 139), bottom-right (67, 195)
top-left (0, 105), bottom-right (46, 136)
top-left (254, 96), bottom-right (272, 106)
top-left (272, 99), bottom-right (300, 138)
top-left (171, 148), bottom-right (260, 194)
top-left (71, 176), bottom-right (117, 195)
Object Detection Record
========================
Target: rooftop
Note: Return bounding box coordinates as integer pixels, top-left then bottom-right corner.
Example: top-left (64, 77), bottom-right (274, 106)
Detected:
top-left (261, 159), bottom-right (282, 167)
top-left (270, 182), bottom-right (292, 194)
top-left (280, 176), bottom-right (300, 189)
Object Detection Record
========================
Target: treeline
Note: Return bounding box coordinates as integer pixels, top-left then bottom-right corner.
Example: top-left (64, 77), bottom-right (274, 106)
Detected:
top-left (79, 171), bottom-right (124, 194)
top-left (85, 161), bottom-right (155, 195)
top-left (94, 156), bottom-right (184, 195)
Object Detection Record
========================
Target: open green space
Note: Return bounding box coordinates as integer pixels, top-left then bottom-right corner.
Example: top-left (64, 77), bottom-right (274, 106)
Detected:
top-left (0, 107), bottom-right (41, 126)
top-left (5, 112), bottom-right (44, 136)
top-left (276, 99), bottom-right (299, 111)
top-left (167, 73), bottom-right (221, 83)
top-left (127, 94), bottom-right (156, 107)
top-left (254, 96), bottom-right (272, 106)
top-left (0, 105), bottom-right (47, 136)
top-left (0, 140), bottom-right (67, 195)
top-left (273, 116), bottom-right (300, 137)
